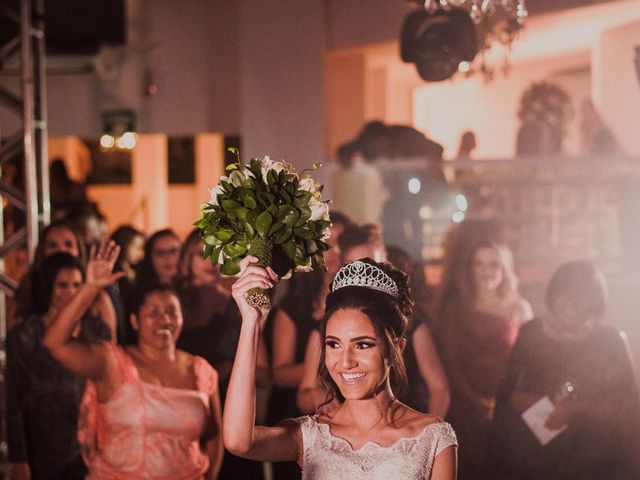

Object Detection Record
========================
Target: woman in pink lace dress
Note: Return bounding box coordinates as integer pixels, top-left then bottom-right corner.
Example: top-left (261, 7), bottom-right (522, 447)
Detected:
top-left (43, 241), bottom-right (224, 479)
top-left (223, 256), bottom-right (457, 479)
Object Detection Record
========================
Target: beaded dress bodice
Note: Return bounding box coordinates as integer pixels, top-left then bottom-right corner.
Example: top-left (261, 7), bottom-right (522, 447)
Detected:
top-left (295, 416), bottom-right (457, 479)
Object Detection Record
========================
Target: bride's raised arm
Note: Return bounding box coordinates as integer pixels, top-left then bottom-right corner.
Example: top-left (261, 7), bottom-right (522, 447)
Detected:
top-left (222, 256), bottom-right (302, 464)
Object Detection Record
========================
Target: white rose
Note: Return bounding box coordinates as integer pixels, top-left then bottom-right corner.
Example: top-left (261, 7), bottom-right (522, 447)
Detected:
top-left (295, 257), bottom-right (313, 273)
top-left (309, 199), bottom-right (329, 221)
top-left (321, 227), bottom-right (331, 241)
top-left (299, 177), bottom-right (316, 193)
top-left (208, 182), bottom-right (225, 205)
top-left (259, 156), bottom-right (273, 179)
top-left (271, 161), bottom-right (286, 174)
top-left (259, 156), bottom-right (288, 181)
top-left (260, 157), bottom-right (273, 183)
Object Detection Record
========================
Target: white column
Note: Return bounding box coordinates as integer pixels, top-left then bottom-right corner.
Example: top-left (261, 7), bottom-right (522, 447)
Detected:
top-left (132, 134), bottom-right (168, 232)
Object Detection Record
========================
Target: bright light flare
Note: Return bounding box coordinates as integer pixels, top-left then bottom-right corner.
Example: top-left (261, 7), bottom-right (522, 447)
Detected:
top-left (116, 131), bottom-right (137, 150)
top-left (408, 177), bottom-right (421, 194)
top-left (100, 134), bottom-right (115, 149)
top-left (452, 211), bottom-right (465, 223)
top-left (456, 193), bottom-right (468, 211)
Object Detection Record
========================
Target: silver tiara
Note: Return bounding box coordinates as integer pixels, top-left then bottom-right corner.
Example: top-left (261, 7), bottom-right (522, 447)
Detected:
top-left (331, 260), bottom-right (399, 298)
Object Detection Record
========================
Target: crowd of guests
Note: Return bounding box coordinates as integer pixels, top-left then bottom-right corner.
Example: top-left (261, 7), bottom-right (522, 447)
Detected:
top-left (5, 197), bottom-right (640, 479)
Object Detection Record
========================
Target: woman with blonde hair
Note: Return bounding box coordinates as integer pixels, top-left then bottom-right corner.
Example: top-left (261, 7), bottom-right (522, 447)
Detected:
top-left (434, 238), bottom-right (532, 480)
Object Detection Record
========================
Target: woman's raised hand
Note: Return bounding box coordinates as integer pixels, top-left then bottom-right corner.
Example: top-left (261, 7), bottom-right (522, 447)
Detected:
top-left (231, 256), bottom-right (278, 328)
top-left (86, 241), bottom-right (126, 288)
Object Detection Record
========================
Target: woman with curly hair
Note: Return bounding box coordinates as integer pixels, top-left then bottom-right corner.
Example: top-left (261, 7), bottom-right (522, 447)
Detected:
top-left (434, 239), bottom-right (532, 480)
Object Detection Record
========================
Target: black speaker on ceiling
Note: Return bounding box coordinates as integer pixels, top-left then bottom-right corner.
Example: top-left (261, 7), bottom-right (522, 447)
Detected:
top-left (400, 8), bottom-right (479, 82)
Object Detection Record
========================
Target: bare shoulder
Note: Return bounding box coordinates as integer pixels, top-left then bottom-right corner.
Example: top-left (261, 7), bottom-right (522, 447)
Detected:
top-left (277, 417), bottom-right (304, 438)
top-left (393, 404), bottom-right (446, 437)
top-left (274, 417), bottom-right (305, 463)
top-left (176, 348), bottom-right (198, 369)
top-left (316, 409), bottom-right (338, 428)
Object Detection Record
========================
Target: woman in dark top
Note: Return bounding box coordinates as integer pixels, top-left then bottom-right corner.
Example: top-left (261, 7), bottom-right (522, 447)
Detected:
top-left (110, 225), bottom-right (145, 298)
top-left (49, 158), bottom-right (87, 219)
top-left (264, 266), bottom-right (326, 480)
top-left (173, 230), bottom-right (268, 480)
top-left (175, 229), bottom-right (231, 366)
top-left (386, 245), bottom-right (450, 417)
top-left (134, 228), bottom-right (181, 288)
top-left (490, 261), bottom-right (640, 480)
top-left (6, 253), bottom-right (114, 480)
top-left (267, 268), bottom-right (326, 421)
top-left (434, 240), bottom-right (532, 480)
top-left (9, 220), bottom-right (86, 330)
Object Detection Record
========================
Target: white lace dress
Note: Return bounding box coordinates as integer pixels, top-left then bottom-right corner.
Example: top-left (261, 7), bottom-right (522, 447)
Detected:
top-left (294, 415), bottom-right (457, 479)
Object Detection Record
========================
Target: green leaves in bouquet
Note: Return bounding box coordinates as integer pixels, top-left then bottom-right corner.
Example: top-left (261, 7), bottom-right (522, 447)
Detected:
top-left (255, 211), bottom-right (273, 237)
top-left (196, 152), bottom-right (331, 277)
top-left (220, 257), bottom-right (241, 276)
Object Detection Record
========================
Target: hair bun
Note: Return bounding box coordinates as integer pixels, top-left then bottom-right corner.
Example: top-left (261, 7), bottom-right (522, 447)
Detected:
top-left (385, 264), bottom-right (414, 318)
top-left (358, 258), bottom-right (414, 317)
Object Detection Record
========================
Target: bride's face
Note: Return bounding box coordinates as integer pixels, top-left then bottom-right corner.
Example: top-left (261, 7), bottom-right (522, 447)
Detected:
top-left (324, 308), bottom-right (389, 401)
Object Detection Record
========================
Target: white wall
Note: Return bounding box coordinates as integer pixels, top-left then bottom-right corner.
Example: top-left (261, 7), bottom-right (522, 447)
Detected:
top-left (1, 0), bottom-right (242, 137)
top-left (593, 18), bottom-right (640, 155)
top-left (141, 0), bottom-right (240, 135)
top-left (238, 0), bottom-right (326, 169)
top-left (414, 51), bottom-right (591, 159)
top-left (325, 0), bottom-right (414, 50)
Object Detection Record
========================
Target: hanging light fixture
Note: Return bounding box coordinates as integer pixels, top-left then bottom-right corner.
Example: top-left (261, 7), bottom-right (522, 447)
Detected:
top-left (405, 0), bottom-right (527, 81)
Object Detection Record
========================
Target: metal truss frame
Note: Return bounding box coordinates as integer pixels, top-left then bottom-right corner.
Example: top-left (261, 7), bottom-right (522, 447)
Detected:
top-left (0, 0), bottom-right (49, 338)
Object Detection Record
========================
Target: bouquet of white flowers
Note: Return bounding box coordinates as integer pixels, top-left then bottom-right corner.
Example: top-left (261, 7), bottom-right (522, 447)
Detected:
top-left (195, 149), bottom-right (331, 308)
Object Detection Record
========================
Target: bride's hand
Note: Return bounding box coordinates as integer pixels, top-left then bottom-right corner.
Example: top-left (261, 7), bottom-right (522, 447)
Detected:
top-left (231, 256), bottom-right (278, 328)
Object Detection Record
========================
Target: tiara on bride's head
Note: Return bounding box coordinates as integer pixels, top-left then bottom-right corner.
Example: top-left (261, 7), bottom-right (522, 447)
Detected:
top-left (331, 260), bottom-right (399, 298)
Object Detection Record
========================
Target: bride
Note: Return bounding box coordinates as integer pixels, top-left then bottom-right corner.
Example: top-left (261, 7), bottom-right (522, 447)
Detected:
top-left (223, 257), bottom-right (457, 479)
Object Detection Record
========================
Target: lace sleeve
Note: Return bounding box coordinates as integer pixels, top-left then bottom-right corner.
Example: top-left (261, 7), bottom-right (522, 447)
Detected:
top-left (434, 422), bottom-right (458, 455)
top-left (292, 415), bottom-right (317, 467)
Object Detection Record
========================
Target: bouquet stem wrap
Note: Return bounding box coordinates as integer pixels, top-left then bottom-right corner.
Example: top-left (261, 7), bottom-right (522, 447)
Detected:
top-left (246, 237), bottom-right (273, 309)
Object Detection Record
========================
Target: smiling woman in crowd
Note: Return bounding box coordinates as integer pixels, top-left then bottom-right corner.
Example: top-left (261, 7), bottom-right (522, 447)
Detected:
top-left (43, 242), bottom-right (223, 480)
top-left (490, 261), bottom-right (640, 480)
